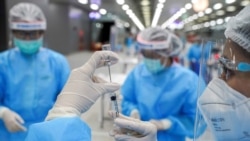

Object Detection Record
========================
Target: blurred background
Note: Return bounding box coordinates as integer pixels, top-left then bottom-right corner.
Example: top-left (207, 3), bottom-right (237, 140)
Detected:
top-left (0, 0), bottom-right (249, 140)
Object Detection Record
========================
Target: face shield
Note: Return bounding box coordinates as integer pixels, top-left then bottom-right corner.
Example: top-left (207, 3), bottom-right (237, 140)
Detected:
top-left (194, 39), bottom-right (250, 141)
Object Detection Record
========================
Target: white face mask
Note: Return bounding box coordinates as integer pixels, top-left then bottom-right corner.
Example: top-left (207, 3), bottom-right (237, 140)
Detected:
top-left (198, 78), bottom-right (250, 141)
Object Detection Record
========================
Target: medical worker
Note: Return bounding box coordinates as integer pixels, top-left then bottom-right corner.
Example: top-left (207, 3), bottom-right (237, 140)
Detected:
top-left (24, 51), bottom-right (120, 141)
top-left (197, 5), bottom-right (250, 141)
top-left (112, 5), bottom-right (250, 141)
top-left (187, 36), bottom-right (202, 75)
top-left (0, 3), bottom-right (70, 141)
top-left (121, 27), bottom-right (203, 141)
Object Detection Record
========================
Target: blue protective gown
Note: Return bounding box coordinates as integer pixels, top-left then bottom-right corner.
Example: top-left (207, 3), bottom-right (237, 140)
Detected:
top-left (187, 43), bottom-right (202, 75)
top-left (25, 117), bottom-right (91, 141)
top-left (0, 47), bottom-right (70, 141)
top-left (121, 62), bottom-right (205, 141)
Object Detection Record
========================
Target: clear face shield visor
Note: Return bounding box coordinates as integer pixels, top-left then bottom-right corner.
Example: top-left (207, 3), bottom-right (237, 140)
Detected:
top-left (194, 39), bottom-right (250, 141)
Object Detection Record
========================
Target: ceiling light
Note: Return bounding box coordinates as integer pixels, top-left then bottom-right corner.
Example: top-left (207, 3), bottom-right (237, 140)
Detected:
top-left (216, 10), bottom-right (225, 16)
top-left (210, 20), bottom-right (216, 26)
top-left (78, 0), bottom-right (88, 4)
top-left (157, 3), bottom-right (164, 9)
top-left (213, 3), bottom-right (223, 10)
top-left (192, 0), bottom-right (198, 4)
top-left (225, 16), bottom-right (231, 22)
top-left (225, 0), bottom-right (236, 4)
top-left (99, 9), bottom-right (107, 15)
top-left (90, 4), bottom-right (99, 10)
top-left (141, 0), bottom-right (150, 6)
top-left (124, 22), bottom-right (130, 27)
top-left (126, 9), bottom-right (133, 15)
top-left (116, 0), bottom-right (125, 5)
top-left (205, 8), bottom-right (212, 14)
top-left (241, 0), bottom-right (250, 6)
top-left (159, 0), bottom-right (166, 3)
top-left (216, 19), bottom-right (224, 24)
top-left (152, 8), bottom-right (162, 26)
top-left (198, 12), bottom-right (204, 17)
top-left (122, 4), bottom-right (129, 10)
top-left (227, 6), bottom-right (236, 12)
top-left (185, 3), bottom-right (192, 10)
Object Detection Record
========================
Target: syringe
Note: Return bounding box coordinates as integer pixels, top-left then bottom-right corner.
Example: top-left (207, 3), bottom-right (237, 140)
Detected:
top-left (102, 44), bottom-right (119, 118)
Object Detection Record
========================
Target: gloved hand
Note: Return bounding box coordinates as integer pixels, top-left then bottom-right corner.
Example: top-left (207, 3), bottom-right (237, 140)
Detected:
top-left (46, 51), bottom-right (120, 120)
top-left (110, 113), bottom-right (157, 141)
top-left (130, 109), bottom-right (140, 119)
top-left (0, 107), bottom-right (27, 132)
top-left (149, 119), bottom-right (172, 131)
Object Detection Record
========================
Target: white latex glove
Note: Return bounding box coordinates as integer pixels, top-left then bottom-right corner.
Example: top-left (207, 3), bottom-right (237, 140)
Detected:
top-left (110, 113), bottom-right (157, 141)
top-left (130, 109), bottom-right (140, 119)
top-left (149, 119), bottom-right (172, 131)
top-left (0, 107), bottom-right (27, 132)
top-left (46, 51), bottom-right (120, 120)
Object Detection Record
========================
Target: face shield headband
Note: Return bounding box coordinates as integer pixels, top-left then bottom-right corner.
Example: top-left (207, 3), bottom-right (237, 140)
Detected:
top-left (136, 33), bottom-right (180, 57)
top-left (11, 22), bottom-right (46, 31)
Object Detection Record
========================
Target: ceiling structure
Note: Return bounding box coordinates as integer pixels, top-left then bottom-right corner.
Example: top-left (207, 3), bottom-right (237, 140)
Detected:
top-left (51, 0), bottom-right (250, 31)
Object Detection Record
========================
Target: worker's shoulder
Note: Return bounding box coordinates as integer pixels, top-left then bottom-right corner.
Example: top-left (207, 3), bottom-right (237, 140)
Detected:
top-left (40, 47), bottom-right (67, 60)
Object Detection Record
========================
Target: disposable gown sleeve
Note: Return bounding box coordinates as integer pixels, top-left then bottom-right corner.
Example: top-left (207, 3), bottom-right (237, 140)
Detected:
top-left (121, 71), bottom-right (138, 116)
top-left (165, 75), bottom-right (205, 138)
top-left (25, 117), bottom-right (91, 141)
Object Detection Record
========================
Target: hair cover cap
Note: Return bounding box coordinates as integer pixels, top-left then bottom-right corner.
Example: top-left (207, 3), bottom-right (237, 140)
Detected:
top-left (9, 2), bottom-right (47, 30)
top-left (224, 5), bottom-right (250, 52)
top-left (136, 27), bottom-right (183, 57)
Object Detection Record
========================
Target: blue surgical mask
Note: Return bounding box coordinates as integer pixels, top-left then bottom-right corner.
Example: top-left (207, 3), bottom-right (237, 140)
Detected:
top-left (14, 37), bottom-right (43, 55)
top-left (143, 57), bottom-right (166, 74)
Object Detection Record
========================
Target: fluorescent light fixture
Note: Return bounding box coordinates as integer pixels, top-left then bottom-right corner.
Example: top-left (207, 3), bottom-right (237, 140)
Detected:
top-left (126, 9), bottom-right (133, 15)
top-left (159, 0), bottom-right (166, 3)
top-left (141, 0), bottom-right (150, 6)
top-left (241, 0), bottom-right (250, 6)
top-left (216, 19), bottom-right (224, 24)
top-left (157, 3), bottom-right (164, 9)
top-left (122, 4), bottom-right (129, 10)
top-left (116, 0), bottom-right (125, 5)
top-left (205, 8), bottom-right (212, 14)
top-left (185, 3), bottom-right (192, 10)
top-left (225, 0), bottom-right (236, 4)
top-left (180, 8), bottom-right (186, 14)
top-left (99, 9), bottom-right (107, 15)
top-left (78, 0), bottom-right (88, 4)
top-left (129, 14), bottom-right (145, 30)
top-left (204, 22), bottom-right (210, 27)
top-left (216, 10), bottom-right (225, 16)
top-left (226, 6), bottom-right (236, 12)
top-left (90, 4), bottom-right (99, 10)
top-left (198, 12), bottom-right (204, 17)
top-left (151, 8), bottom-right (162, 26)
top-left (213, 3), bottom-right (223, 10)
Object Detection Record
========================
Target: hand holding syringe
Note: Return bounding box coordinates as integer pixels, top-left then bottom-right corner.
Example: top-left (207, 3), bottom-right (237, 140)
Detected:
top-left (102, 44), bottom-right (119, 118)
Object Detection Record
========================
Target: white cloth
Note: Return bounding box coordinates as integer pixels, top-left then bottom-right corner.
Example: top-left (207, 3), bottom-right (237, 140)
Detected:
top-left (46, 51), bottom-right (120, 120)
top-left (198, 78), bottom-right (250, 141)
top-left (111, 114), bottom-right (157, 141)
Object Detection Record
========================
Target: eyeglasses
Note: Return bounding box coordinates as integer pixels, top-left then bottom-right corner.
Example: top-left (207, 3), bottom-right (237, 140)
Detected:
top-left (12, 30), bottom-right (43, 40)
top-left (218, 57), bottom-right (250, 72)
top-left (140, 49), bottom-right (163, 59)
